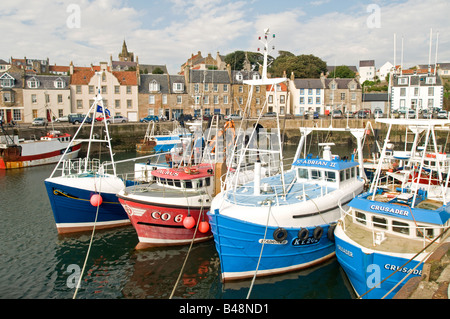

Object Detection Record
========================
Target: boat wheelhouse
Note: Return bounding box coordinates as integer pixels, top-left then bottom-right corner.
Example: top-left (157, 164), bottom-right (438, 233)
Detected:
top-left (335, 118), bottom-right (450, 299)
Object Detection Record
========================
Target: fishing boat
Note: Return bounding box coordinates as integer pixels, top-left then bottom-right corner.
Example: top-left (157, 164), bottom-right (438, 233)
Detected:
top-left (117, 116), bottom-right (226, 248)
top-left (334, 118), bottom-right (450, 299)
top-left (45, 73), bottom-right (132, 234)
top-left (207, 29), bottom-right (366, 282)
top-left (136, 120), bottom-right (192, 154)
top-left (0, 126), bottom-right (81, 169)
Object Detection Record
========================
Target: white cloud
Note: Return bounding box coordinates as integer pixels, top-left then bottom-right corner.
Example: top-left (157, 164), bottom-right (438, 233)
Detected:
top-left (0, 0), bottom-right (448, 74)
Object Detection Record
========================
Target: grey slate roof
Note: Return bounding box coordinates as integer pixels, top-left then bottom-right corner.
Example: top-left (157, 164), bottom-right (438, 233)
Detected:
top-left (0, 71), bottom-right (24, 89)
top-left (24, 75), bottom-right (70, 89)
top-left (168, 75), bottom-right (187, 94)
top-left (393, 74), bottom-right (442, 86)
top-left (189, 69), bottom-right (230, 84)
top-left (293, 78), bottom-right (324, 89)
top-left (325, 78), bottom-right (361, 89)
top-left (231, 70), bottom-right (261, 84)
top-left (139, 74), bottom-right (170, 94)
top-left (363, 93), bottom-right (389, 101)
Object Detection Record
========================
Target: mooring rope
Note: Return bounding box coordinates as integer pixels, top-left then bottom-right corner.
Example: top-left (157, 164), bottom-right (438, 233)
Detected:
top-left (247, 199), bottom-right (273, 299)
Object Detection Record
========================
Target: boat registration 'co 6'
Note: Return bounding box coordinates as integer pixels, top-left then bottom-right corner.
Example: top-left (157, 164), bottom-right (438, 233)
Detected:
top-left (151, 211), bottom-right (183, 223)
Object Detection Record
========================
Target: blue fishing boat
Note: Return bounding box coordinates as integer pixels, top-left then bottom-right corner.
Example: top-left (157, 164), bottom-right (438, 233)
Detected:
top-left (335, 118), bottom-right (450, 299)
top-left (207, 29), bottom-right (366, 281)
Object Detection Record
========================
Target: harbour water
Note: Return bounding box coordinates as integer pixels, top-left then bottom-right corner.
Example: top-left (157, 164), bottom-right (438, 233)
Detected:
top-left (0, 145), bottom-right (355, 299)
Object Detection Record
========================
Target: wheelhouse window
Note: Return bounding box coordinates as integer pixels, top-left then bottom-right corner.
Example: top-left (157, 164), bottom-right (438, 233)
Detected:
top-left (392, 220), bottom-right (410, 235)
top-left (355, 211), bottom-right (366, 225)
top-left (325, 171), bottom-right (336, 182)
top-left (417, 225), bottom-right (434, 239)
top-left (372, 216), bottom-right (387, 229)
top-left (297, 168), bottom-right (308, 179)
top-left (311, 169), bottom-right (321, 180)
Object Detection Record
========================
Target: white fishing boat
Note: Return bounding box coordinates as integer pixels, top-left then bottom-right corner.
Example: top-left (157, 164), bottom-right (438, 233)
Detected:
top-left (335, 118), bottom-right (450, 299)
top-left (207, 29), bottom-right (366, 282)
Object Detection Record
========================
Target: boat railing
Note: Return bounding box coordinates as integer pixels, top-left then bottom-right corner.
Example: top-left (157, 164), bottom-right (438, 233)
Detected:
top-left (58, 158), bottom-right (104, 176)
top-left (223, 180), bottom-right (331, 207)
top-left (339, 203), bottom-right (447, 248)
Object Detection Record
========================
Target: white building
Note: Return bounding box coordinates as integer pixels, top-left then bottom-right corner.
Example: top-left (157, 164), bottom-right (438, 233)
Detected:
top-left (359, 60), bottom-right (376, 84)
top-left (289, 75), bottom-right (325, 115)
top-left (377, 61), bottom-right (394, 81)
top-left (390, 73), bottom-right (443, 112)
top-left (23, 75), bottom-right (71, 123)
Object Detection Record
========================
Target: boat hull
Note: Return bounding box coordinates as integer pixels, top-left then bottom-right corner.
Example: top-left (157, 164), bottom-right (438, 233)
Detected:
top-left (118, 195), bottom-right (213, 249)
top-left (334, 223), bottom-right (423, 299)
top-left (207, 211), bottom-right (336, 281)
top-left (0, 142), bottom-right (81, 169)
top-left (45, 176), bottom-right (130, 234)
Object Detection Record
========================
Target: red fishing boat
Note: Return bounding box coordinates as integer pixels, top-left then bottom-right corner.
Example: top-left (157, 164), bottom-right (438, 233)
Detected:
top-left (117, 162), bottom-right (225, 249)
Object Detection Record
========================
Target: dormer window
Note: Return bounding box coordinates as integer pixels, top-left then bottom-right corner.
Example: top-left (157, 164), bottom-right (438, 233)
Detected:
top-left (0, 73), bottom-right (14, 88)
top-left (252, 73), bottom-right (260, 80)
top-left (28, 77), bottom-right (40, 88)
top-left (173, 82), bottom-right (184, 92)
top-left (54, 77), bottom-right (65, 88)
top-left (426, 77), bottom-right (436, 84)
top-left (149, 80), bottom-right (160, 92)
top-left (398, 77), bottom-right (408, 85)
top-left (236, 72), bottom-right (243, 81)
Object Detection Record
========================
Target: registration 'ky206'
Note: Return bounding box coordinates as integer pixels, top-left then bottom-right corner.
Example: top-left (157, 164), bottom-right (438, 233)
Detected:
top-left (292, 237), bottom-right (320, 246)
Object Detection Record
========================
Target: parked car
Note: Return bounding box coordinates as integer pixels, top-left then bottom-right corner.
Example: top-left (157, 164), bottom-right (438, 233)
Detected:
top-left (373, 109), bottom-right (383, 118)
top-left (55, 115), bottom-right (69, 122)
top-left (356, 110), bottom-right (367, 119)
top-left (140, 115), bottom-right (159, 123)
top-left (437, 110), bottom-right (448, 119)
top-left (95, 115), bottom-right (110, 122)
top-left (331, 110), bottom-right (343, 119)
top-left (344, 111), bottom-right (354, 118)
top-left (263, 112), bottom-right (277, 117)
top-left (108, 115), bottom-right (128, 123)
top-left (422, 110), bottom-right (433, 119)
top-left (407, 109), bottom-right (416, 118)
top-left (32, 117), bottom-right (48, 126)
top-left (68, 114), bottom-right (93, 124)
top-left (313, 111), bottom-right (319, 119)
top-left (178, 114), bottom-right (193, 122)
top-left (225, 114), bottom-right (242, 120)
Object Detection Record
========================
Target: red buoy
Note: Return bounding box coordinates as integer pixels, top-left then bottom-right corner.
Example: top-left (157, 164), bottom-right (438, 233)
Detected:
top-left (199, 221), bottom-right (210, 233)
top-left (90, 194), bottom-right (103, 207)
top-left (183, 215), bottom-right (196, 229)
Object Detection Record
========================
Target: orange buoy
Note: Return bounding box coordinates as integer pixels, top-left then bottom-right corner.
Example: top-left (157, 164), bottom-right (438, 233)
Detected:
top-left (183, 215), bottom-right (196, 229)
top-left (199, 221), bottom-right (210, 233)
top-left (90, 194), bottom-right (103, 207)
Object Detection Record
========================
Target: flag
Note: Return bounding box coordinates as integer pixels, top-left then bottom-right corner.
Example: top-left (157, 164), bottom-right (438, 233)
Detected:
top-left (96, 105), bottom-right (110, 116)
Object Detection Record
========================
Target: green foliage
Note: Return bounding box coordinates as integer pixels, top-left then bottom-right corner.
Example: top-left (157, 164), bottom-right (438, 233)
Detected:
top-left (330, 65), bottom-right (355, 78)
top-left (269, 52), bottom-right (327, 78)
top-left (152, 67), bottom-right (164, 74)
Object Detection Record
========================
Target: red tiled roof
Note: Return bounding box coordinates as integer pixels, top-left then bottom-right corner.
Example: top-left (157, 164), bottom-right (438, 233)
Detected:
top-left (71, 70), bottom-right (96, 85)
top-left (112, 71), bottom-right (137, 85)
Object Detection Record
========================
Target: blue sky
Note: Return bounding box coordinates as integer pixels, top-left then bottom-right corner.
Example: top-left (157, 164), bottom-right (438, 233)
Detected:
top-left (0, 0), bottom-right (448, 74)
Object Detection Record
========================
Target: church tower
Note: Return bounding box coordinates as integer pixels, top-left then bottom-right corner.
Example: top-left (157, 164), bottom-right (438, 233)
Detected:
top-left (119, 40), bottom-right (134, 62)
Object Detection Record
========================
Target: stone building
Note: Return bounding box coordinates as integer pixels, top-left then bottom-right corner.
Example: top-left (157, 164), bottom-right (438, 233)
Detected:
top-left (229, 67), bottom-right (266, 117)
top-left (23, 75), bottom-right (71, 123)
top-left (323, 77), bottom-right (362, 113)
top-left (0, 69), bottom-right (25, 124)
top-left (138, 74), bottom-right (170, 119)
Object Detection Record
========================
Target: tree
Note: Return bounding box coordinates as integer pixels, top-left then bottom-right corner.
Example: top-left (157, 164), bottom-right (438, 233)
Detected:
top-left (270, 52), bottom-right (327, 78)
top-left (152, 67), bottom-right (164, 74)
top-left (224, 51), bottom-right (246, 71)
top-left (330, 65), bottom-right (355, 78)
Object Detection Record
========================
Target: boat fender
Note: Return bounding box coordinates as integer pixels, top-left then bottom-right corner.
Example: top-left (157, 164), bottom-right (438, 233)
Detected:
top-left (327, 223), bottom-right (336, 242)
top-left (297, 228), bottom-right (309, 241)
top-left (273, 227), bottom-right (288, 242)
top-left (313, 226), bottom-right (323, 240)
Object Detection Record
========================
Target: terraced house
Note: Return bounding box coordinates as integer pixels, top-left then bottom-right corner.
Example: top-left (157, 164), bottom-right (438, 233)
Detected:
top-left (70, 62), bottom-right (139, 121)
top-left (23, 75), bottom-right (71, 123)
top-left (229, 68), bottom-right (266, 117)
top-left (0, 69), bottom-right (24, 124)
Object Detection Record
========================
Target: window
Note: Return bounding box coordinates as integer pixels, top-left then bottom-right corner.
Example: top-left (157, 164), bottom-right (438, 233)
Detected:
top-left (76, 86), bottom-right (82, 94)
top-left (28, 77), bottom-right (39, 88)
top-left (76, 100), bottom-right (83, 109)
top-left (57, 94), bottom-right (63, 104)
top-left (213, 84), bottom-right (218, 92)
top-left (428, 87), bottom-right (434, 96)
top-left (426, 77), bottom-right (436, 84)
top-left (398, 77), bottom-right (408, 85)
top-left (127, 100), bottom-right (132, 108)
top-left (311, 170), bottom-right (321, 180)
top-left (162, 95), bottom-right (167, 105)
top-left (315, 97), bottom-right (320, 104)
top-left (393, 220), bottom-right (409, 235)
top-left (32, 110), bottom-right (38, 118)
top-left (239, 86), bottom-right (243, 93)
top-left (300, 97), bottom-right (305, 104)
top-left (89, 86), bottom-right (95, 94)
top-left (149, 95), bottom-right (155, 104)
top-left (351, 93), bottom-right (356, 100)
top-left (252, 73), bottom-right (260, 80)
top-left (177, 96), bottom-right (182, 104)
top-left (127, 86), bottom-right (132, 94)
top-left (236, 72), bottom-right (243, 81)
top-left (114, 86), bottom-right (120, 94)
top-left (340, 93), bottom-right (346, 100)
top-left (223, 84), bottom-right (229, 92)
top-left (58, 109), bottom-right (63, 117)
top-left (280, 95), bottom-right (285, 104)
top-left (416, 225), bottom-right (434, 239)
top-left (223, 95), bottom-right (228, 104)
top-left (101, 86), bottom-right (107, 94)
top-left (214, 96), bottom-right (219, 104)
top-left (316, 89), bottom-right (321, 95)
top-left (340, 170), bottom-right (345, 182)
top-left (345, 169), bottom-right (351, 180)
top-left (194, 83), bottom-right (199, 93)
top-left (115, 100), bottom-right (120, 108)
top-left (54, 78), bottom-right (65, 88)
top-left (308, 97), bottom-right (313, 104)
top-left (255, 86), bottom-right (260, 93)
top-left (173, 83), bottom-right (184, 92)
top-left (308, 89), bottom-right (313, 95)
top-left (149, 81), bottom-right (159, 92)
top-left (13, 109), bottom-right (21, 121)
top-left (31, 94), bottom-right (37, 104)
top-left (300, 89), bottom-right (304, 95)
top-left (400, 88), bottom-right (406, 96)
top-left (355, 211), bottom-right (366, 225)
top-left (0, 73), bottom-right (14, 88)
top-left (297, 168), bottom-right (308, 179)
top-left (268, 95), bottom-right (273, 104)
top-left (325, 171), bottom-right (336, 182)
top-left (3, 92), bottom-right (14, 102)
top-left (372, 216), bottom-right (387, 229)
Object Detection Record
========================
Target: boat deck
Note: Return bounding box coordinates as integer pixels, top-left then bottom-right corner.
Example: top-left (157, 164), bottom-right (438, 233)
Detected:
top-left (223, 170), bottom-right (338, 207)
top-left (342, 214), bottom-right (442, 255)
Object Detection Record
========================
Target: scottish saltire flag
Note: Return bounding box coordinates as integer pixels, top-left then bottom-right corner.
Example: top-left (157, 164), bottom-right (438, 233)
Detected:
top-left (96, 105), bottom-right (111, 116)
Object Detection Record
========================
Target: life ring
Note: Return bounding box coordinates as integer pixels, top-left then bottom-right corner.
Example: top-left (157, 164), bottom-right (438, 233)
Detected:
top-left (313, 226), bottom-right (323, 240)
top-left (273, 227), bottom-right (288, 242)
top-left (327, 223), bottom-right (336, 242)
top-left (297, 228), bottom-right (309, 241)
